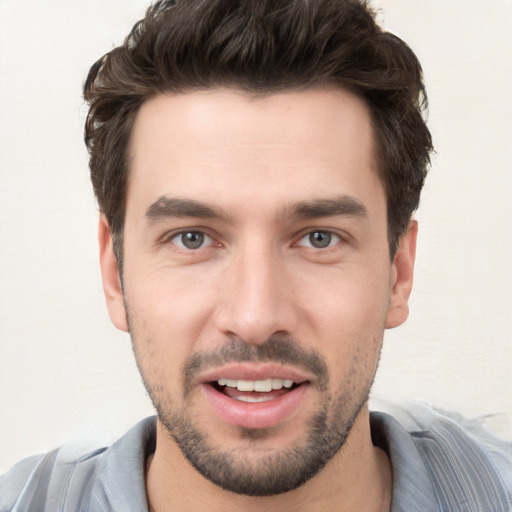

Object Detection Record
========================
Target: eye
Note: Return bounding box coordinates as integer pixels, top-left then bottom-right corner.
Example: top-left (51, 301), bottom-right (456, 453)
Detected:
top-left (296, 230), bottom-right (341, 249)
top-left (170, 231), bottom-right (214, 250)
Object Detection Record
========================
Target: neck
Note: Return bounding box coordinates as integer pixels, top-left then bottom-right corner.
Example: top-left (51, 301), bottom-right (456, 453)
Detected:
top-left (145, 406), bottom-right (392, 512)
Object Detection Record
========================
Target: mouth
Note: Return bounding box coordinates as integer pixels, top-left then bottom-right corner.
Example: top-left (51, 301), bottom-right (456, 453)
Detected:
top-left (212, 378), bottom-right (300, 403)
top-left (199, 366), bottom-right (311, 429)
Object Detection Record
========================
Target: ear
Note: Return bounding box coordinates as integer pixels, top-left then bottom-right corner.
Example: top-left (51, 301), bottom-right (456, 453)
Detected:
top-left (385, 220), bottom-right (418, 329)
top-left (98, 215), bottom-right (129, 332)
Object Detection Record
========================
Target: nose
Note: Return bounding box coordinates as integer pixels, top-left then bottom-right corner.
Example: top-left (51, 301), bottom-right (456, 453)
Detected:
top-left (213, 240), bottom-right (299, 345)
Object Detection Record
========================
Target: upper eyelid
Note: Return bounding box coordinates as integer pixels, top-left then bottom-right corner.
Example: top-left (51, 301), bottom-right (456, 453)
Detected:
top-left (172, 231), bottom-right (215, 249)
top-left (295, 230), bottom-right (342, 247)
top-left (158, 226), bottom-right (349, 248)
top-left (293, 227), bottom-right (350, 243)
top-left (163, 230), bottom-right (220, 253)
top-left (160, 227), bottom-right (216, 242)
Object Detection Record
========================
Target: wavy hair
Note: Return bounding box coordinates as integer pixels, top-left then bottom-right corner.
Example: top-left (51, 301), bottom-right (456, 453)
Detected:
top-left (84, 0), bottom-right (433, 263)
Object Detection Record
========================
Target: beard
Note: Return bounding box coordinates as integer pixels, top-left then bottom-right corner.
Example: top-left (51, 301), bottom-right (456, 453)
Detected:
top-left (132, 334), bottom-right (378, 496)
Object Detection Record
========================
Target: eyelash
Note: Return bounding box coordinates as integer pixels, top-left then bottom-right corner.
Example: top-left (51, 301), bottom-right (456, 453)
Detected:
top-left (163, 228), bottom-right (344, 252)
top-left (295, 230), bottom-right (342, 250)
top-left (167, 230), bottom-right (218, 251)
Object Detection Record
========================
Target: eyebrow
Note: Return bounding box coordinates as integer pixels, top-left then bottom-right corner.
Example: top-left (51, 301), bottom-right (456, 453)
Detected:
top-left (145, 194), bottom-right (368, 223)
top-left (145, 196), bottom-right (230, 222)
top-left (286, 195), bottom-right (368, 220)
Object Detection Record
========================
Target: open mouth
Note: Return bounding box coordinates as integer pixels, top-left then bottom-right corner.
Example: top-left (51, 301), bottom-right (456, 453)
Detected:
top-left (201, 372), bottom-right (311, 428)
top-left (210, 378), bottom-right (302, 403)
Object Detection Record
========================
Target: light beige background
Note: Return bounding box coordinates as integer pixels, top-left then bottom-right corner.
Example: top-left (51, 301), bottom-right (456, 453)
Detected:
top-left (1, 0), bottom-right (511, 472)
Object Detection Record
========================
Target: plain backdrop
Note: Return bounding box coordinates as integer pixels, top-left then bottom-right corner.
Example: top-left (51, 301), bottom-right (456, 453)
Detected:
top-left (1, 0), bottom-right (511, 472)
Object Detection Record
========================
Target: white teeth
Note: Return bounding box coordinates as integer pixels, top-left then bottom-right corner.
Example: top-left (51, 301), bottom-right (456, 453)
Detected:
top-left (217, 378), bottom-right (237, 387)
top-left (271, 379), bottom-right (283, 389)
top-left (254, 379), bottom-right (273, 392)
top-left (237, 380), bottom-right (254, 392)
top-left (236, 394), bottom-right (275, 403)
top-left (217, 378), bottom-right (296, 392)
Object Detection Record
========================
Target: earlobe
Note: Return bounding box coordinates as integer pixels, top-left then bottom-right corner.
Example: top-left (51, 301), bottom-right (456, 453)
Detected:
top-left (385, 220), bottom-right (418, 329)
top-left (98, 215), bottom-right (129, 332)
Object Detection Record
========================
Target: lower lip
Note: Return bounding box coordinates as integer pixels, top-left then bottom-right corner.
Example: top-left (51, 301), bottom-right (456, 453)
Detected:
top-left (201, 383), bottom-right (308, 429)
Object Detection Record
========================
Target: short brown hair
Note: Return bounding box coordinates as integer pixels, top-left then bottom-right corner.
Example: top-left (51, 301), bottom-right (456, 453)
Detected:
top-left (84, 0), bottom-right (433, 263)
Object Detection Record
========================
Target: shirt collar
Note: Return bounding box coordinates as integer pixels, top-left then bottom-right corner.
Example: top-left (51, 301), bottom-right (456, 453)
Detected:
top-left (90, 416), bottom-right (156, 512)
top-left (371, 411), bottom-right (440, 512)
top-left (89, 413), bottom-right (440, 512)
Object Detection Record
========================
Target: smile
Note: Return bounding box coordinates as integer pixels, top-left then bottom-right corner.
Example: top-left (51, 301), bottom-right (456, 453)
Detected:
top-left (213, 378), bottom-right (299, 403)
top-left (217, 378), bottom-right (294, 392)
top-left (199, 366), bottom-right (311, 429)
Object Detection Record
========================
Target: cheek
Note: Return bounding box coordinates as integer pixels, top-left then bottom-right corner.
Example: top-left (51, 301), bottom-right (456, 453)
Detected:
top-left (295, 265), bottom-right (390, 373)
top-left (298, 263), bottom-right (391, 332)
top-left (124, 266), bottom-right (219, 358)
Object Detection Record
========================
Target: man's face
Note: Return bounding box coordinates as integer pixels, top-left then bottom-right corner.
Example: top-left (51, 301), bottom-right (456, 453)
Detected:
top-left (100, 87), bottom-right (415, 495)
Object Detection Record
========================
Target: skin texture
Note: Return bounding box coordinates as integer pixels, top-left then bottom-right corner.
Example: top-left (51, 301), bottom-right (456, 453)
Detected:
top-left (99, 87), bottom-right (417, 511)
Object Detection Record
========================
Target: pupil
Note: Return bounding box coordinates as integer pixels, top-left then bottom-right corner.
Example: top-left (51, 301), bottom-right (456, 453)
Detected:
top-left (310, 231), bottom-right (331, 248)
top-left (182, 231), bottom-right (204, 249)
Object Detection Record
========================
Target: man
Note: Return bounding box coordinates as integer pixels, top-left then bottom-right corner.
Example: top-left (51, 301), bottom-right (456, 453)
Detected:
top-left (1, 0), bottom-right (511, 511)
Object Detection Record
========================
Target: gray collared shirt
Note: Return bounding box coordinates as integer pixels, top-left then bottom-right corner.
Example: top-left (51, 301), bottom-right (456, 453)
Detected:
top-left (2, 403), bottom-right (511, 511)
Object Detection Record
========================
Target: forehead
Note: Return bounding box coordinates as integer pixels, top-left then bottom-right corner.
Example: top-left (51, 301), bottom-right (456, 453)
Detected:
top-left (127, 87), bottom-right (383, 217)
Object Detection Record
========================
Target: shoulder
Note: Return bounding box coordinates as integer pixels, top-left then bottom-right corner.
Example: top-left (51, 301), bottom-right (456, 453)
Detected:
top-left (0, 453), bottom-right (47, 511)
top-left (371, 400), bottom-right (512, 512)
top-left (0, 416), bottom-right (156, 512)
top-left (0, 445), bottom-right (107, 512)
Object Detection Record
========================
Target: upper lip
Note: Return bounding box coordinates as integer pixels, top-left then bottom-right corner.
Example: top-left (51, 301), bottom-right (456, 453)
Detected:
top-left (198, 363), bottom-right (314, 385)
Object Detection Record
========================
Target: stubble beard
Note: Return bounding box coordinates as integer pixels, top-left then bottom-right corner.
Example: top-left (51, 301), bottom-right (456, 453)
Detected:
top-left (131, 334), bottom-right (380, 496)
top-left (157, 387), bottom-right (369, 496)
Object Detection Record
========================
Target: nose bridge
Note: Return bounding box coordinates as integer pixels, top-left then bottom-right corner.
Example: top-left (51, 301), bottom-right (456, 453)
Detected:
top-left (214, 236), bottom-right (297, 344)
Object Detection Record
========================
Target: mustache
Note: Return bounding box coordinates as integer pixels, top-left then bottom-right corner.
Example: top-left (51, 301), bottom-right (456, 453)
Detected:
top-left (183, 336), bottom-right (328, 395)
